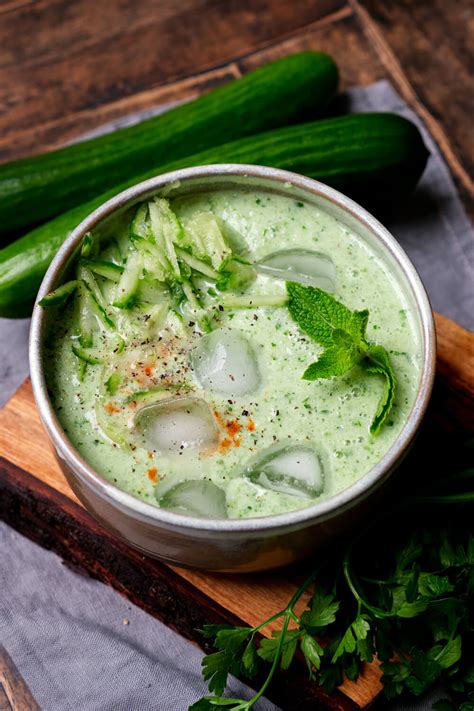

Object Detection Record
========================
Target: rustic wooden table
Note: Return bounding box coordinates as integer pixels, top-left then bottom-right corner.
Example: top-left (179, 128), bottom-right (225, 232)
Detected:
top-left (0, 2), bottom-right (473, 709)
top-left (1, 0), bottom-right (473, 210)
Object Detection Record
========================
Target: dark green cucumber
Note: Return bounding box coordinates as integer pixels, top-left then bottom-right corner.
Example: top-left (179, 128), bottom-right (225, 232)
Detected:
top-left (0, 52), bottom-right (338, 238)
top-left (0, 112), bottom-right (428, 318)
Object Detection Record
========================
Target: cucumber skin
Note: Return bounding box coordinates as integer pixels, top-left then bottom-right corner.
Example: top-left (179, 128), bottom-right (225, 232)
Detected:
top-left (0, 112), bottom-right (428, 318)
top-left (0, 52), bottom-right (338, 238)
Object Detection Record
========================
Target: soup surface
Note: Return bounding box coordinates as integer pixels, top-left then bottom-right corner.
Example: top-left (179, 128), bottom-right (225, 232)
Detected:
top-left (44, 188), bottom-right (421, 518)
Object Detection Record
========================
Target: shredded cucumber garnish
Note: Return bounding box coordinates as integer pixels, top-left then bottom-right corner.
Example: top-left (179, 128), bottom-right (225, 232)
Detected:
top-left (149, 198), bottom-right (181, 279)
top-left (113, 252), bottom-right (143, 309)
top-left (72, 344), bottom-right (104, 364)
top-left (219, 293), bottom-right (289, 310)
top-left (175, 247), bottom-right (219, 280)
top-left (39, 280), bottom-right (79, 307)
top-left (40, 198), bottom-right (289, 392)
top-left (80, 258), bottom-right (124, 282)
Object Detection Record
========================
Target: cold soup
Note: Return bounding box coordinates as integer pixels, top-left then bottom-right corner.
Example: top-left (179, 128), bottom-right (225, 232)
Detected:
top-left (42, 187), bottom-right (421, 519)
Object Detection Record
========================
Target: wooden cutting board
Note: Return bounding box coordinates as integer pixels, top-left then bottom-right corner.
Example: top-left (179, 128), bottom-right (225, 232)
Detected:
top-left (0, 312), bottom-right (472, 710)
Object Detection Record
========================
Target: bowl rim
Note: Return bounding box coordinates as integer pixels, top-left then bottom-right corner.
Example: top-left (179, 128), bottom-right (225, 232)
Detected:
top-left (30, 164), bottom-right (436, 534)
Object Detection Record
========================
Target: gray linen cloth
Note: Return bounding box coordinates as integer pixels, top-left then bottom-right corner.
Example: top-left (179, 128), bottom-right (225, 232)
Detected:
top-left (0, 80), bottom-right (473, 710)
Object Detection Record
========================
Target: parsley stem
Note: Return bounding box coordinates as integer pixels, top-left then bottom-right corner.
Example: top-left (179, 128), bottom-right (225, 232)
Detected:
top-left (287, 568), bottom-right (319, 610)
top-left (343, 545), bottom-right (393, 619)
top-left (247, 611), bottom-right (291, 707)
top-left (251, 610), bottom-right (287, 634)
top-left (246, 568), bottom-right (319, 709)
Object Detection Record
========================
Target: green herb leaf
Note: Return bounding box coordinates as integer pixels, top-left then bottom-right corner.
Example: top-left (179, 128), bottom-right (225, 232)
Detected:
top-left (362, 344), bottom-right (396, 434)
top-left (214, 628), bottom-right (251, 652)
top-left (437, 636), bottom-right (462, 670)
top-left (241, 640), bottom-right (259, 677)
top-left (303, 329), bottom-right (361, 380)
top-left (332, 615), bottom-right (370, 663)
top-left (301, 589), bottom-right (339, 630)
top-left (199, 626), bottom-right (252, 697)
top-left (319, 666), bottom-right (344, 694)
top-left (257, 630), bottom-right (300, 670)
top-left (201, 651), bottom-right (236, 696)
top-left (287, 282), bottom-right (396, 433)
top-left (287, 282), bottom-right (368, 348)
top-left (300, 633), bottom-right (324, 675)
top-left (196, 625), bottom-right (228, 640)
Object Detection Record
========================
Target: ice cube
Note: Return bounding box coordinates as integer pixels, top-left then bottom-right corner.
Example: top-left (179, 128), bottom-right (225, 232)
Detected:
top-left (159, 480), bottom-right (227, 518)
top-left (255, 249), bottom-right (336, 292)
top-left (134, 396), bottom-right (220, 454)
top-left (245, 443), bottom-right (324, 498)
top-left (190, 328), bottom-right (260, 397)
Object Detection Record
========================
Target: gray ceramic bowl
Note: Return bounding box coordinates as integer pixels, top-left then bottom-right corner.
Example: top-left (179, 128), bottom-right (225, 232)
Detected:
top-left (30, 165), bottom-right (436, 572)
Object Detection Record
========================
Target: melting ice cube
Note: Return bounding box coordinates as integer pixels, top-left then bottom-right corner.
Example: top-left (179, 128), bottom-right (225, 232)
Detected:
top-left (158, 480), bottom-right (228, 518)
top-left (255, 249), bottom-right (336, 292)
top-left (191, 328), bottom-right (260, 397)
top-left (245, 443), bottom-right (324, 498)
top-left (134, 396), bottom-right (220, 454)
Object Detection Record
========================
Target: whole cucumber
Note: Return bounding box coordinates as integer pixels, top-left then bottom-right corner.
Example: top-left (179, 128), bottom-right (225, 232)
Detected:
top-left (0, 52), bottom-right (338, 238)
top-left (0, 113), bottom-right (428, 318)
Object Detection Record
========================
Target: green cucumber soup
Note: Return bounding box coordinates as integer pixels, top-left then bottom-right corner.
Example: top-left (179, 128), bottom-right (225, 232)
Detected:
top-left (44, 186), bottom-right (421, 519)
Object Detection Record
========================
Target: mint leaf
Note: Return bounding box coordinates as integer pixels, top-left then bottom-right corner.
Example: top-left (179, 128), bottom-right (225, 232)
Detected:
top-left (362, 345), bottom-right (396, 434)
top-left (287, 282), bottom-right (368, 347)
top-left (287, 282), bottom-right (396, 434)
top-left (303, 329), bottom-right (361, 380)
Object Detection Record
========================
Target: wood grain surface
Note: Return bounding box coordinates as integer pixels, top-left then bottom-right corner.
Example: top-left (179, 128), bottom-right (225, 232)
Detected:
top-left (0, 0), bottom-right (472, 220)
top-left (0, 646), bottom-right (40, 711)
top-left (0, 1), bottom-right (472, 708)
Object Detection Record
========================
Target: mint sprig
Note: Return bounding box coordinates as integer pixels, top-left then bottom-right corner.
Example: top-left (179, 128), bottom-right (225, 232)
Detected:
top-left (362, 344), bottom-right (396, 435)
top-left (286, 282), bottom-right (396, 434)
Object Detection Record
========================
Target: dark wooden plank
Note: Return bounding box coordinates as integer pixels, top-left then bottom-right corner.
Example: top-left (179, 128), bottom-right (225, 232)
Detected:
top-left (0, 0), bottom-right (344, 69)
top-left (357, 0), bottom-right (474, 189)
top-left (0, 66), bottom-right (239, 162)
top-left (240, 3), bottom-right (474, 218)
top-left (238, 10), bottom-right (386, 92)
top-left (0, 0), bottom-right (344, 160)
top-left (0, 646), bottom-right (40, 711)
top-left (0, 457), bottom-right (357, 711)
top-left (351, 0), bottom-right (474, 220)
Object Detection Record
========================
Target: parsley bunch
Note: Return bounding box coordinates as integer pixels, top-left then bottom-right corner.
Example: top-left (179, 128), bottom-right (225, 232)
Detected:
top-left (190, 445), bottom-right (474, 710)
